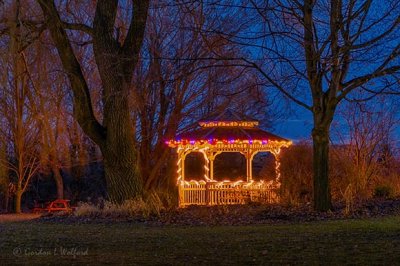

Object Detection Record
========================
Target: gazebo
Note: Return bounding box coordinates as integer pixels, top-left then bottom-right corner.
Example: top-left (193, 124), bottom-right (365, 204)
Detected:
top-left (166, 110), bottom-right (292, 207)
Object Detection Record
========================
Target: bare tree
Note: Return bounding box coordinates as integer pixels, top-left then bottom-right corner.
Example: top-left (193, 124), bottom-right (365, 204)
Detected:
top-left (332, 97), bottom-right (398, 199)
top-left (0, 141), bottom-right (8, 212)
top-left (1, 1), bottom-right (78, 201)
top-left (20, 48), bottom-right (69, 199)
top-left (33, 0), bottom-right (150, 203)
top-left (0, 45), bottom-right (40, 213)
top-left (193, 0), bottom-right (400, 210)
top-left (135, 4), bottom-right (270, 191)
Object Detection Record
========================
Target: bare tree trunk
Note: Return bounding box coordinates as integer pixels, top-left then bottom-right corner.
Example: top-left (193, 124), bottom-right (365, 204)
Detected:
top-left (3, 188), bottom-right (9, 212)
top-left (51, 165), bottom-right (63, 199)
top-left (312, 126), bottom-right (331, 211)
top-left (15, 187), bottom-right (22, 214)
top-left (101, 94), bottom-right (142, 202)
top-left (144, 150), bottom-right (169, 190)
top-left (103, 153), bottom-right (140, 203)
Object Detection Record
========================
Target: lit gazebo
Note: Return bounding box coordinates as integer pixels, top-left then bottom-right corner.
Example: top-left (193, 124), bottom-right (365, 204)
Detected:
top-left (166, 110), bottom-right (292, 207)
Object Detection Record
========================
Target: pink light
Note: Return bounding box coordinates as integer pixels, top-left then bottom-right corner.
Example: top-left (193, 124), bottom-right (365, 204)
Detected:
top-left (189, 140), bottom-right (195, 145)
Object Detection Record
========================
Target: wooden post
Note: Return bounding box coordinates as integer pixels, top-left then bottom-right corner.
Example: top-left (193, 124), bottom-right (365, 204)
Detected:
top-left (178, 183), bottom-right (184, 207)
top-left (177, 150), bottom-right (188, 207)
top-left (245, 153), bottom-right (249, 182)
top-left (271, 148), bottom-right (281, 183)
top-left (208, 151), bottom-right (220, 181)
top-left (209, 158), bottom-right (214, 180)
top-left (249, 152), bottom-right (257, 181)
top-left (249, 154), bottom-right (252, 181)
top-left (181, 153), bottom-right (185, 181)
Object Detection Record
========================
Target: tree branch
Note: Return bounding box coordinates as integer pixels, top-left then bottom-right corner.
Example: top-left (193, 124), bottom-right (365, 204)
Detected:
top-left (338, 65), bottom-right (400, 101)
top-left (62, 21), bottom-right (93, 35)
top-left (243, 58), bottom-right (312, 111)
top-left (37, 0), bottom-right (106, 146)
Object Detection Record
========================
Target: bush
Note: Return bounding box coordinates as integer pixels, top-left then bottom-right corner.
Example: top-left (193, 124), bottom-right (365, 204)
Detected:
top-left (74, 202), bottom-right (101, 217)
top-left (279, 142), bottom-right (313, 205)
top-left (74, 192), bottom-right (168, 219)
top-left (373, 185), bottom-right (394, 199)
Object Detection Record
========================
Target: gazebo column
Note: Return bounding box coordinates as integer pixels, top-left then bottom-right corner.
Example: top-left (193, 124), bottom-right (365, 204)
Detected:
top-left (271, 148), bottom-right (282, 184)
top-left (204, 158), bottom-right (210, 180)
top-left (245, 151), bottom-right (257, 182)
top-left (177, 148), bottom-right (189, 208)
top-left (209, 158), bottom-right (214, 180)
top-left (245, 152), bottom-right (251, 182)
top-left (181, 153), bottom-right (186, 181)
top-left (250, 152), bottom-right (257, 181)
top-left (177, 149), bottom-right (191, 183)
top-left (199, 149), bottom-right (210, 180)
top-left (207, 151), bottom-right (220, 181)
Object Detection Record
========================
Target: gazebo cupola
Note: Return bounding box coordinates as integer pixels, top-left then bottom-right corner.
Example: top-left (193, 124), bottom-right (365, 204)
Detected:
top-left (167, 109), bottom-right (292, 206)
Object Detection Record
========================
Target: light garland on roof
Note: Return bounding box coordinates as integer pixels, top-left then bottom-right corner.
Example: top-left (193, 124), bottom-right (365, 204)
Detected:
top-left (199, 121), bottom-right (259, 128)
top-left (167, 139), bottom-right (292, 147)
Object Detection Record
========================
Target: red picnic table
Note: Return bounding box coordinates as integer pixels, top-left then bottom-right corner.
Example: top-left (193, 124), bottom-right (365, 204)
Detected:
top-left (33, 199), bottom-right (74, 214)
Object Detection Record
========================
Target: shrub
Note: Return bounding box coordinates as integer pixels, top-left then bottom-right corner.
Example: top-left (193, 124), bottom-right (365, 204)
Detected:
top-left (74, 201), bottom-right (102, 217)
top-left (279, 142), bottom-right (313, 205)
top-left (74, 192), bottom-right (167, 219)
top-left (373, 185), bottom-right (394, 199)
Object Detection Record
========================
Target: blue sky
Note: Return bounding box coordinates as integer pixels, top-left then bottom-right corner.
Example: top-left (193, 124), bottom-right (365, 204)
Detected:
top-left (275, 117), bottom-right (313, 142)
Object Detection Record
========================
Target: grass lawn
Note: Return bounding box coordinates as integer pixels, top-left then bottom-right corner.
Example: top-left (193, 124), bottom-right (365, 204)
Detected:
top-left (1, 216), bottom-right (400, 265)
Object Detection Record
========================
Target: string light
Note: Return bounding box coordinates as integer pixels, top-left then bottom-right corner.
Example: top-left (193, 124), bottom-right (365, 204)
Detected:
top-left (168, 119), bottom-right (291, 206)
top-left (199, 121), bottom-right (259, 127)
top-left (167, 139), bottom-right (291, 147)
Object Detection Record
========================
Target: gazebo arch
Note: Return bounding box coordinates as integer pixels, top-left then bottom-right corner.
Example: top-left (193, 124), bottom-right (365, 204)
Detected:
top-left (212, 152), bottom-right (247, 181)
top-left (166, 109), bottom-right (292, 207)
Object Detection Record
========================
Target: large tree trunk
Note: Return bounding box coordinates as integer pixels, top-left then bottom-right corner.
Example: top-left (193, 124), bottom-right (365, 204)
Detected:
top-left (312, 126), bottom-right (332, 211)
top-left (51, 165), bottom-right (64, 199)
top-left (100, 93), bottom-right (142, 203)
top-left (3, 187), bottom-right (9, 212)
top-left (15, 188), bottom-right (22, 214)
top-left (103, 152), bottom-right (141, 203)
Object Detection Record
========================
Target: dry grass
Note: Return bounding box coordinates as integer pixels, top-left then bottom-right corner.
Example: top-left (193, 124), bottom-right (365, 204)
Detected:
top-left (74, 193), bottom-right (166, 219)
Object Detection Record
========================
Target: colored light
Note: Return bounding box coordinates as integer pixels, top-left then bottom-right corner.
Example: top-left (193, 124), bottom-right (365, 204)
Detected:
top-left (169, 132), bottom-right (291, 206)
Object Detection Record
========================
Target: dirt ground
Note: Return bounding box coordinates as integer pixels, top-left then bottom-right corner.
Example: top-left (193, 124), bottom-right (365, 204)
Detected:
top-left (0, 213), bottom-right (41, 223)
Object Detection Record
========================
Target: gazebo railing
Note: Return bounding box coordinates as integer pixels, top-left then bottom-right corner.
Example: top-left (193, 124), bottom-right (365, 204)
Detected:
top-left (179, 180), bottom-right (279, 207)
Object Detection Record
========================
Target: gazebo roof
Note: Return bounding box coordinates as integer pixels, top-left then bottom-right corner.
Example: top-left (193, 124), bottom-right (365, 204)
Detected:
top-left (176, 126), bottom-right (288, 143)
top-left (168, 109), bottom-right (290, 145)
